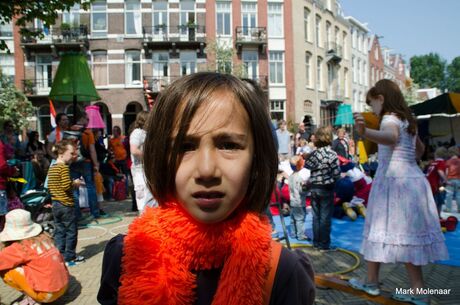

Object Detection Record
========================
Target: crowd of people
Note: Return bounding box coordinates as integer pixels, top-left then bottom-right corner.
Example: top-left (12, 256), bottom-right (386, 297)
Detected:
top-left (0, 74), bottom-right (456, 305)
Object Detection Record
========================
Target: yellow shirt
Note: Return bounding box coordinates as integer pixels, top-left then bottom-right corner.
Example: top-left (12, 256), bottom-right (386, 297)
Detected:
top-left (48, 163), bottom-right (74, 206)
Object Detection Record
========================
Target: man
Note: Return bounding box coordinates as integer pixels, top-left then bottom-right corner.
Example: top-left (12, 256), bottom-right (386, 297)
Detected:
top-left (295, 122), bottom-right (310, 148)
top-left (276, 120), bottom-right (291, 160)
top-left (46, 113), bottom-right (70, 159)
top-left (69, 112), bottom-right (101, 219)
top-left (332, 128), bottom-right (350, 159)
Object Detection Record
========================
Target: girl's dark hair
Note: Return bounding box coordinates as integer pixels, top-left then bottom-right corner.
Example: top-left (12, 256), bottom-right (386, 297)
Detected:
top-left (366, 79), bottom-right (417, 135)
top-left (314, 127), bottom-right (333, 148)
top-left (144, 72), bottom-right (278, 213)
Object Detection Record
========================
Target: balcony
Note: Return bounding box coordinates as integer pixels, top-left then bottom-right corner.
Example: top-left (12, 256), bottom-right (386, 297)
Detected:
top-left (142, 25), bottom-right (206, 57)
top-left (143, 75), bottom-right (183, 94)
top-left (20, 25), bottom-right (89, 57)
top-left (235, 27), bottom-right (267, 55)
top-left (22, 78), bottom-right (53, 96)
top-left (326, 42), bottom-right (342, 64)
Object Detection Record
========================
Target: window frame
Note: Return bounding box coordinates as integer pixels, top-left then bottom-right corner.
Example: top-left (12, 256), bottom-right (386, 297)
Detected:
top-left (125, 0), bottom-right (142, 36)
top-left (91, 0), bottom-right (108, 38)
top-left (267, 3), bottom-right (283, 38)
top-left (91, 50), bottom-right (109, 87)
top-left (125, 50), bottom-right (142, 86)
top-left (269, 51), bottom-right (285, 85)
top-left (216, 1), bottom-right (232, 36)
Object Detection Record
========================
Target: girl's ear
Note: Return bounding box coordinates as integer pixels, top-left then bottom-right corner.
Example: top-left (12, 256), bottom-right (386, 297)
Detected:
top-left (377, 94), bottom-right (385, 103)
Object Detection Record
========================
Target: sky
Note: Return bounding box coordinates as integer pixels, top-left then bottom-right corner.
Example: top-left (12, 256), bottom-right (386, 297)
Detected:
top-left (340, 0), bottom-right (460, 64)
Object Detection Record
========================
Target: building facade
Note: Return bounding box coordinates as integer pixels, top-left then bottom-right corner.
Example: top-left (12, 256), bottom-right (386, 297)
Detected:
top-left (289, 0), bottom-right (352, 130)
top-left (345, 15), bottom-right (369, 113)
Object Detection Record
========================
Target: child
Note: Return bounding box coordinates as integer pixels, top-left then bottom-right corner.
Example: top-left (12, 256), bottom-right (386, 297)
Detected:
top-left (47, 139), bottom-right (84, 267)
top-left (304, 127), bottom-right (341, 251)
top-left (98, 72), bottom-right (315, 305)
top-left (0, 209), bottom-right (69, 304)
top-left (288, 155), bottom-right (309, 240)
top-left (445, 146), bottom-right (460, 213)
top-left (351, 79), bottom-right (448, 304)
top-left (425, 147), bottom-right (447, 217)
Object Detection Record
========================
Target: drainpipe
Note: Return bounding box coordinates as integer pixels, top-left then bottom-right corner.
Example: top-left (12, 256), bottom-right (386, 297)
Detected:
top-left (313, 1), bottom-right (319, 127)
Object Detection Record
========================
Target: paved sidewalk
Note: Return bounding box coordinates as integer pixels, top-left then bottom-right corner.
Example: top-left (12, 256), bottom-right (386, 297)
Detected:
top-left (1, 200), bottom-right (459, 304)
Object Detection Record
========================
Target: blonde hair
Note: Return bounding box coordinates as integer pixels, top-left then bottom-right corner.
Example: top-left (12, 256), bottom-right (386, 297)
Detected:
top-left (434, 146), bottom-right (448, 160)
top-left (447, 146), bottom-right (459, 158)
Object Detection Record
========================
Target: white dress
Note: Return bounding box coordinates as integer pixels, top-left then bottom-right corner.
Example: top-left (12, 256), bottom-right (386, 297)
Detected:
top-left (361, 115), bottom-right (448, 265)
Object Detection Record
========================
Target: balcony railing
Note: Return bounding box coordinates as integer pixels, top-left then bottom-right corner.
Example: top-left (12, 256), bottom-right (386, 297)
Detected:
top-left (20, 25), bottom-right (89, 44)
top-left (326, 42), bottom-right (343, 63)
top-left (142, 25), bottom-right (206, 43)
top-left (22, 78), bottom-right (53, 96)
top-left (235, 27), bottom-right (267, 44)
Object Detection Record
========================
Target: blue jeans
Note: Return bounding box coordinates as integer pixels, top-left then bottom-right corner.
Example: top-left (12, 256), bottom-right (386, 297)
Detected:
top-left (52, 201), bottom-right (78, 261)
top-left (310, 187), bottom-right (334, 249)
top-left (290, 206), bottom-right (307, 239)
top-left (71, 161), bottom-right (99, 218)
top-left (445, 179), bottom-right (460, 212)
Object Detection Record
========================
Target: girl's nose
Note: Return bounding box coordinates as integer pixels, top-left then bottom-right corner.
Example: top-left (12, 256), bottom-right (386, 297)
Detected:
top-left (195, 147), bottom-right (219, 180)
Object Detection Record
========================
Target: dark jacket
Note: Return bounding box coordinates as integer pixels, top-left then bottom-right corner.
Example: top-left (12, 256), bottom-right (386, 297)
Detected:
top-left (97, 234), bottom-right (316, 305)
top-left (332, 138), bottom-right (349, 159)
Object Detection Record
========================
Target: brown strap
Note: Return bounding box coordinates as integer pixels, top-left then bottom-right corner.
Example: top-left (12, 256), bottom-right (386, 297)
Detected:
top-left (263, 241), bottom-right (283, 305)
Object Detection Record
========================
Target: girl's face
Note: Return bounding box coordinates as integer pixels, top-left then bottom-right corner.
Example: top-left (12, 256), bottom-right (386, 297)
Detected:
top-left (60, 145), bottom-right (75, 163)
top-left (368, 95), bottom-right (384, 116)
top-left (174, 90), bottom-right (254, 224)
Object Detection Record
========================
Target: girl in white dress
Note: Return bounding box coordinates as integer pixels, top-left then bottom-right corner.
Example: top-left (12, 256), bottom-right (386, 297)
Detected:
top-left (350, 79), bottom-right (448, 305)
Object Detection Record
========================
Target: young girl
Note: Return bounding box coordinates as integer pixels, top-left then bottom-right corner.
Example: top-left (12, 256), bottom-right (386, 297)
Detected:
top-left (48, 139), bottom-right (84, 266)
top-left (98, 72), bottom-right (315, 305)
top-left (0, 209), bottom-right (69, 305)
top-left (350, 79), bottom-right (448, 304)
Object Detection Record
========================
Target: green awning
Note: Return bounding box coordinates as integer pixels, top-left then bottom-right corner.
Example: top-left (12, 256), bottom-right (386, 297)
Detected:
top-left (334, 104), bottom-right (354, 126)
top-left (410, 93), bottom-right (460, 116)
top-left (49, 52), bottom-right (100, 102)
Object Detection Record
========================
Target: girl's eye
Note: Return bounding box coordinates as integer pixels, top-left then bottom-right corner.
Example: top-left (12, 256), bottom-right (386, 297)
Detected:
top-left (219, 142), bottom-right (242, 151)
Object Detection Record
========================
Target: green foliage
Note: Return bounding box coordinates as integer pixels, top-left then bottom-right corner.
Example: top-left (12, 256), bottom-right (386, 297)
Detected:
top-left (402, 80), bottom-right (420, 106)
top-left (205, 40), bottom-right (245, 77)
top-left (0, 70), bottom-right (35, 129)
top-left (446, 56), bottom-right (460, 92)
top-left (0, 0), bottom-right (92, 51)
top-left (410, 53), bottom-right (446, 90)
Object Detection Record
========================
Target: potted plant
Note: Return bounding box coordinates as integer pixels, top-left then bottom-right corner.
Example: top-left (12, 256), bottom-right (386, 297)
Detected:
top-left (61, 22), bottom-right (71, 40)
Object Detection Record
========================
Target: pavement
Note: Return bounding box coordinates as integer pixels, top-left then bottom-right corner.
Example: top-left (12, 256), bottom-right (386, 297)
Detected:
top-left (1, 199), bottom-right (459, 305)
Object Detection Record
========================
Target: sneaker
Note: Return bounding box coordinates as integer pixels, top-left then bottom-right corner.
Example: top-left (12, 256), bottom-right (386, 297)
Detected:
top-left (65, 256), bottom-right (85, 267)
top-left (74, 255), bottom-right (85, 262)
top-left (297, 236), bottom-right (312, 241)
top-left (319, 246), bottom-right (337, 253)
top-left (348, 278), bottom-right (380, 296)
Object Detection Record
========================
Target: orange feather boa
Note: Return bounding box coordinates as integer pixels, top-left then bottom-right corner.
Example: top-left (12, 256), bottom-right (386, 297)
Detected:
top-left (118, 203), bottom-right (273, 305)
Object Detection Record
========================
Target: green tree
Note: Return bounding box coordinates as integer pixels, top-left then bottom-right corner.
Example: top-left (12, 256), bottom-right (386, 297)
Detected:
top-left (0, 69), bottom-right (35, 129)
top-left (402, 78), bottom-right (421, 105)
top-left (0, 0), bottom-right (92, 51)
top-left (205, 40), bottom-right (245, 77)
top-left (446, 56), bottom-right (460, 92)
top-left (410, 53), bottom-right (446, 89)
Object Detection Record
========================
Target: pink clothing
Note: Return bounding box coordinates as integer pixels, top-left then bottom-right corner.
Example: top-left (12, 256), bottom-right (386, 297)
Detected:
top-left (0, 141), bottom-right (16, 190)
top-left (0, 235), bottom-right (69, 292)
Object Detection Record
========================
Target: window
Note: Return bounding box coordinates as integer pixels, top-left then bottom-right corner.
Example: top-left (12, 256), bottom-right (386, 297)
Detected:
top-left (342, 31), bottom-right (347, 59)
top-left (125, 0), bottom-right (141, 35)
top-left (315, 15), bottom-right (321, 47)
top-left (38, 106), bottom-right (51, 142)
top-left (364, 62), bottom-right (368, 86)
top-left (180, 1), bottom-right (195, 36)
top-left (358, 59), bottom-right (362, 84)
top-left (326, 21), bottom-right (331, 47)
top-left (352, 56), bottom-right (356, 83)
top-left (268, 3), bottom-right (283, 37)
top-left (344, 68), bottom-right (349, 97)
top-left (216, 2), bottom-right (231, 36)
top-left (92, 51), bottom-right (108, 86)
top-left (153, 52), bottom-right (169, 77)
top-left (317, 56), bottom-right (322, 90)
top-left (305, 52), bottom-right (311, 87)
top-left (352, 28), bottom-right (356, 48)
top-left (180, 51), bottom-right (196, 76)
top-left (63, 4), bottom-right (80, 26)
top-left (269, 51), bottom-right (284, 84)
top-left (153, 1), bottom-right (168, 35)
top-left (242, 51), bottom-right (258, 79)
top-left (270, 100), bottom-right (285, 121)
top-left (374, 48), bottom-right (379, 60)
top-left (303, 8), bottom-right (310, 41)
top-left (242, 2), bottom-right (257, 36)
top-left (0, 54), bottom-right (15, 82)
top-left (0, 22), bottom-right (13, 37)
top-left (91, 1), bottom-right (107, 37)
top-left (125, 50), bottom-right (141, 85)
top-left (36, 55), bottom-right (52, 92)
